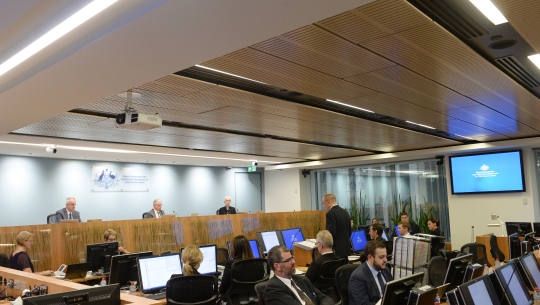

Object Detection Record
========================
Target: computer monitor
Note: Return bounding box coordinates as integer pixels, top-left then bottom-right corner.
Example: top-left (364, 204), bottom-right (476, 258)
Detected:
top-left (444, 253), bottom-right (473, 291)
top-left (506, 222), bottom-right (533, 236)
top-left (23, 284), bottom-right (120, 305)
top-left (517, 253), bottom-right (540, 291)
top-left (227, 240), bottom-right (261, 258)
top-left (533, 222), bottom-right (540, 238)
top-left (108, 251), bottom-right (152, 285)
top-left (256, 230), bottom-right (284, 254)
top-left (280, 228), bottom-right (305, 251)
top-left (509, 233), bottom-right (522, 259)
top-left (493, 261), bottom-right (533, 305)
top-left (394, 225), bottom-right (402, 237)
top-left (137, 253), bottom-right (182, 294)
top-left (180, 244), bottom-right (218, 274)
top-left (86, 242), bottom-right (118, 272)
top-left (381, 272), bottom-right (424, 305)
top-left (350, 230), bottom-right (368, 253)
top-left (457, 274), bottom-right (501, 305)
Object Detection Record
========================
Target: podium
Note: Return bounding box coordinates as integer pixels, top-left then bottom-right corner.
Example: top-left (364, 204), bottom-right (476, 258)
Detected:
top-left (476, 234), bottom-right (509, 266)
top-left (293, 245), bottom-right (314, 266)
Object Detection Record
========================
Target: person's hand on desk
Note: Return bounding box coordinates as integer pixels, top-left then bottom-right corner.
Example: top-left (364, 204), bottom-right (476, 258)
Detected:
top-left (36, 270), bottom-right (54, 276)
top-left (118, 246), bottom-right (129, 254)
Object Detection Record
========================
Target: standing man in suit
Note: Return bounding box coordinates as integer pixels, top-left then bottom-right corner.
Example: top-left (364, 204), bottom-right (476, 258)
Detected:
top-left (305, 230), bottom-right (341, 284)
top-left (265, 245), bottom-right (333, 305)
top-left (400, 212), bottom-right (420, 235)
top-left (349, 241), bottom-right (392, 305)
top-left (322, 193), bottom-right (351, 259)
top-left (218, 196), bottom-right (237, 215)
top-left (55, 197), bottom-right (81, 223)
top-left (147, 199), bottom-right (165, 218)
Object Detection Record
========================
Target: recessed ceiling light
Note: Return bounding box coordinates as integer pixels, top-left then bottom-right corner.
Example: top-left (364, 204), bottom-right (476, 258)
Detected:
top-left (469, 0), bottom-right (508, 25)
top-left (0, 0), bottom-right (117, 77)
top-left (116, 159), bottom-right (120, 161)
top-left (27, 153), bottom-right (33, 155)
top-left (145, 161), bottom-right (150, 163)
top-left (529, 54), bottom-right (540, 70)
top-left (195, 65), bottom-right (267, 84)
top-left (406, 121), bottom-right (435, 129)
top-left (172, 161), bottom-right (176, 164)
top-left (326, 99), bottom-right (374, 113)
top-left (83, 157), bottom-right (88, 159)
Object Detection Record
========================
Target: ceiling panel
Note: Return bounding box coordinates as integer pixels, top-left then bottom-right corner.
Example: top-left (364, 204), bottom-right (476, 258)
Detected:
top-left (493, 0), bottom-right (540, 54)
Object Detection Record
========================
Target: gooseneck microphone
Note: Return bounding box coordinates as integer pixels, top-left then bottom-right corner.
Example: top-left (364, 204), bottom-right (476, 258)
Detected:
top-left (172, 211), bottom-right (180, 217)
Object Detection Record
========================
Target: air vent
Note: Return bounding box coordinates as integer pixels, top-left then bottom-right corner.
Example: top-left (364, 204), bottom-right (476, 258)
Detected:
top-left (495, 55), bottom-right (540, 88)
top-left (175, 67), bottom-right (274, 92)
top-left (489, 40), bottom-right (516, 50)
top-left (408, 0), bottom-right (488, 39)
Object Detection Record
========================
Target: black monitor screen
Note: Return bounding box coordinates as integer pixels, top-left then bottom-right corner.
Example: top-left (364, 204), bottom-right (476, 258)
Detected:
top-left (350, 230), bottom-right (368, 252)
top-left (506, 222), bottom-right (533, 236)
top-left (533, 223), bottom-right (540, 238)
top-left (138, 254), bottom-right (182, 294)
top-left (108, 251), bottom-right (152, 286)
top-left (381, 272), bottom-right (424, 305)
top-left (509, 233), bottom-right (521, 259)
top-left (256, 231), bottom-right (284, 254)
top-left (444, 253), bottom-right (473, 291)
top-left (23, 284), bottom-right (120, 305)
top-left (180, 244), bottom-right (217, 274)
top-left (494, 262), bottom-right (532, 305)
top-left (86, 242), bottom-right (118, 272)
top-left (458, 274), bottom-right (500, 305)
top-left (280, 228), bottom-right (305, 251)
top-left (518, 253), bottom-right (540, 292)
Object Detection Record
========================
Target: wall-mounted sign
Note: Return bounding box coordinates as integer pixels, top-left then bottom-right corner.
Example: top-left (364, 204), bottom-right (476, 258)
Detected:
top-left (92, 167), bottom-right (149, 192)
top-left (247, 165), bottom-right (257, 172)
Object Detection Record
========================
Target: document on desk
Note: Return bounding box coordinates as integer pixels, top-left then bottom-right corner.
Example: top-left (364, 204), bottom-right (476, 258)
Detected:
top-left (294, 240), bottom-right (316, 250)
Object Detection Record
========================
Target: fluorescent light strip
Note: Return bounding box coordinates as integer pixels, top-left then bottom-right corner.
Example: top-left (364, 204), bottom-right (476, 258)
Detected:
top-left (0, 141), bottom-right (280, 163)
top-left (195, 65), bottom-right (267, 84)
top-left (405, 121), bottom-right (435, 129)
top-left (326, 99), bottom-right (374, 113)
top-left (529, 54), bottom-right (540, 70)
top-left (469, 0), bottom-right (508, 25)
top-left (0, 0), bottom-right (117, 77)
top-left (454, 134), bottom-right (475, 140)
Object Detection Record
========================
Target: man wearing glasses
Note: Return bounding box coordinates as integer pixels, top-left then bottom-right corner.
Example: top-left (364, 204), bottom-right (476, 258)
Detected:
top-left (55, 197), bottom-right (81, 223)
top-left (305, 230), bottom-right (340, 284)
top-left (265, 245), bottom-right (333, 305)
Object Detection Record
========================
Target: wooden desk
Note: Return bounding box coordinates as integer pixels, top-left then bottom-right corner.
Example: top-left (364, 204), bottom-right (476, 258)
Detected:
top-left (293, 246), bottom-right (313, 266)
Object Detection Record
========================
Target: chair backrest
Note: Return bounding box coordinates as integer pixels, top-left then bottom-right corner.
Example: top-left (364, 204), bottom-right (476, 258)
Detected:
top-left (335, 264), bottom-right (360, 305)
top-left (460, 243), bottom-right (490, 266)
top-left (217, 248), bottom-right (230, 265)
top-left (313, 258), bottom-right (346, 290)
top-left (428, 256), bottom-right (447, 287)
top-left (142, 212), bottom-right (152, 219)
top-left (254, 281), bottom-right (267, 305)
top-left (489, 234), bottom-right (505, 261)
top-left (166, 275), bottom-right (218, 305)
top-left (46, 213), bottom-right (56, 224)
top-left (0, 254), bottom-right (11, 268)
top-left (216, 209), bottom-right (220, 215)
top-left (224, 258), bottom-right (270, 305)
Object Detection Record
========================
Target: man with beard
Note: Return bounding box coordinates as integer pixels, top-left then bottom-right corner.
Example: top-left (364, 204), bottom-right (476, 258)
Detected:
top-left (349, 241), bottom-right (392, 305)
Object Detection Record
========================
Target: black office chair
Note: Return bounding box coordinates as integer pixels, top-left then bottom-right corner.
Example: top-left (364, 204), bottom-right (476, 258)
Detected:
top-left (427, 256), bottom-right (446, 287)
top-left (166, 275), bottom-right (218, 305)
top-left (223, 258), bottom-right (270, 305)
top-left (0, 254), bottom-right (11, 268)
top-left (46, 213), bottom-right (56, 224)
top-left (217, 247), bottom-right (230, 265)
top-left (489, 234), bottom-right (505, 262)
top-left (335, 264), bottom-right (360, 305)
top-left (254, 281), bottom-right (267, 305)
top-left (216, 209), bottom-right (220, 215)
top-left (142, 212), bottom-right (152, 219)
top-left (313, 258), bottom-right (346, 303)
top-left (460, 243), bottom-right (491, 267)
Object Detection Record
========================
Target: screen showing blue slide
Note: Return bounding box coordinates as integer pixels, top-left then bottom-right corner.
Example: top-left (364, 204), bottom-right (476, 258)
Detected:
top-left (281, 228), bottom-right (305, 250)
top-left (350, 230), bottom-right (368, 252)
top-left (249, 240), bottom-right (260, 258)
top-left (449, 150), bottom-right (525, 194)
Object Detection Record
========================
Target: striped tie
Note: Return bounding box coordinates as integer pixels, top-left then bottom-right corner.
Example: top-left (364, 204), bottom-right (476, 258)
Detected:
top-left (291, 281), bottom-right (314, 305)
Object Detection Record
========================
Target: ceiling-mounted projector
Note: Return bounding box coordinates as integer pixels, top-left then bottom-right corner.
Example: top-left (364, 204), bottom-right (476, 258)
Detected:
top-left (115, 112), bottom-right (162, 130)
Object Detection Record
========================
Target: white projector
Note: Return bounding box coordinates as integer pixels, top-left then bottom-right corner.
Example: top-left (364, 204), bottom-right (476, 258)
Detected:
top-left (115, 112), bottom-right (162, 130)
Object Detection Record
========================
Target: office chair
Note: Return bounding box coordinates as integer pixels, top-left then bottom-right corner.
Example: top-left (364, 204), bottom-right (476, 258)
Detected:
top-left (46, 213), bottom-right (56, 224)
top-left (0, 254), bottom-right (11, 268)
top-left (223, 258), bottom-right (270, 305)
top-left (460, 243), bottom-right (491, 267)
top-left (166, 275), bottom-right (218, 305)
top-left (216, 209), bottom-right (220, 215)
top-left (254, 281), bottom-right (267, 305)
top-left (142, 212), bottom-right (152, 219)
top-left (217, 248), bottom-right (230, 265)
top-left (313, 258), bottom-right (346, 303)
top-left (489, 234), bottom-right (505, 262)
top-left (427, 256), bottom-right (446, 287)
top-left (335, 264), bottom-right (360, 305)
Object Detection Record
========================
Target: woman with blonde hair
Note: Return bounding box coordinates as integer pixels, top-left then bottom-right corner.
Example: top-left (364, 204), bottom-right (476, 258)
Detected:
top-left (182, 245), bottom-right (204, 275)
top-left (10, 231), bottom-right (53, 275)
top-left (103, 229), bottom-right (129, 254)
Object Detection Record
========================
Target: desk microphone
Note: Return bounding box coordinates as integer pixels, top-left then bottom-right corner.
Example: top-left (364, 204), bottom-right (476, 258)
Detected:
top-left (172, 211), bottom-right (180, 217)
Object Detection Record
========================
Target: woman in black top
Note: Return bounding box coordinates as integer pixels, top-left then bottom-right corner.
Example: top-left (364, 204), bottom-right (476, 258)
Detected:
top-left (10, 231), bottom-right (53, 275)
top-left (219, 235), bottom-right (254, 295)
top-left (427, 217), bottom-right (443, 255)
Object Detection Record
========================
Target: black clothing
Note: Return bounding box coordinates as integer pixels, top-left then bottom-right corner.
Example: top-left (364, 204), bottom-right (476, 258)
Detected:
top-left (326, 205), bottom-right (352, 258)
top-left (305, 252), bottom-right (341, 284)
top-left (265, 275), bottom-right (333, 305)
top-left (218, 206), bottom-right (237, 215)
top-left (10, 251), bottom-right (34, 272)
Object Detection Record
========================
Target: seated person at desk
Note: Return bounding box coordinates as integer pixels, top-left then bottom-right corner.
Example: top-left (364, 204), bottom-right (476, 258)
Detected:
top-left (55, 197), bottom-right (81, 223)
top-left (10, 231), bottom-right (53, 276)
top-left (400, 212), bottom-right (420, 235)
top-left (305, 230), bottom-right (340, 284)
top-left (427, 217), bottom-right (442, 254)
top-left (147, 199), bottom-right (165, 218)
top-left (397, 221), bottom-right (411, 237)
top-left (104, 229), bottom-right (129, 254)
top-left (369, 224), bottom-right (385, 242)
top-left (218, 196), bottom-right (236, 215)
top-left (265, 245), bottom-right (333, 305)
top-left (182, 245), bottom-right (203, 276)
top-left (349, 241), bottom-right (392, 305)
top-left (219, 235), bottom-right (255, 294)
top-left (371, 218), bottom-right (379, 224)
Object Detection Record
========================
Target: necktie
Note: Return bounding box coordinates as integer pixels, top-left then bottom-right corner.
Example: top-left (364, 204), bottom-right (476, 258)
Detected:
top-left (377, 271), bottom-right (386, 297)
top-left (69, 213), bottom-right (72, 220)
top-left (291, 280), bottom-right (314, 305)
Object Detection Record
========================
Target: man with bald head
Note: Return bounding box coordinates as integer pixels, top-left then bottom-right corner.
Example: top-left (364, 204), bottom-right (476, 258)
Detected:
top-left (55, 197), bottom-right (81, 223)
top-left (146, 199), bottom-right (165, 218)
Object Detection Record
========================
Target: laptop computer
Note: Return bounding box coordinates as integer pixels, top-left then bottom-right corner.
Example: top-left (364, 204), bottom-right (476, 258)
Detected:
top-left (62, 262), bottom-right (91, 280)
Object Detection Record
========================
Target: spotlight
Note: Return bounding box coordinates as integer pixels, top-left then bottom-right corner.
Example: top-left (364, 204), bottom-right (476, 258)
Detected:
top-left (435, 155), bottom-right (444, 166)
top-left (45, 145), bottom-right (57, 154)
top-left (252, 161), bottom-right (258, 166)
top-left (302, 169), bottom-right (310, 178)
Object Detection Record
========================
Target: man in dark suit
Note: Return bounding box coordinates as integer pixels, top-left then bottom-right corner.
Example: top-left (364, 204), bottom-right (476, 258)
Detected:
top-left (400, 212), bottom-right (420, 235)
top-left (368, 224), bottom-right (386, 242)
top-left (265, 245), bottom-right (333, 305)
top-left (349, 241), bottom-right (392, 305)
top-left (322, 193), bottom-right (351, 259)
top-left (217, 196), bottom-right (236, 215)
top-left (146, 199), bottom-right (165, 218)
top-left (55, 197), bottom-right (81, 223)
top-left (305, 230), bottom-right (341, 283)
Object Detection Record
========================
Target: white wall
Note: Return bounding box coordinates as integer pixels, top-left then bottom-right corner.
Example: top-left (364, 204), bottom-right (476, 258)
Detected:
top-left (264, 169), bottom-right (302, 212)
top-left (448, 148), bottom-right (540, 250)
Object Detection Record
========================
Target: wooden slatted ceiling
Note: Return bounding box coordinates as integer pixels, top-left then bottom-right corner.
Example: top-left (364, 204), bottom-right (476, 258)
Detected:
top-left (493, 0), bottom-right (540, 54)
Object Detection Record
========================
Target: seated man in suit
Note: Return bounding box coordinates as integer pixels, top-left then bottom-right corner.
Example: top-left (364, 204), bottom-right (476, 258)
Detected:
top-left (55, 197), bottom-right (81, 223)
top-left (349, 240), bottom-right (392, 305)
top-left (305, 230), bottom-right (340, 284)
top-left (369, 223), bottom-right (386, 242)
top-left (146, 199), bottom-right (165, 218)
top-left (217, 196), bottom-right (236, 215)
top-left (265, 245), bottom-right (333, 305)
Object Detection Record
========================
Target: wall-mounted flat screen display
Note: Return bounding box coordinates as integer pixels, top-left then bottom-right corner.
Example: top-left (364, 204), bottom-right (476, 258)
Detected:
top-left (449, 150), bottom-right (525, 194)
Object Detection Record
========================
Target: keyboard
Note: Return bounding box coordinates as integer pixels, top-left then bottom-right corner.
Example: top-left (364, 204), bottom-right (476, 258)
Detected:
top-left (145, 291), bottom-right (166, 300)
